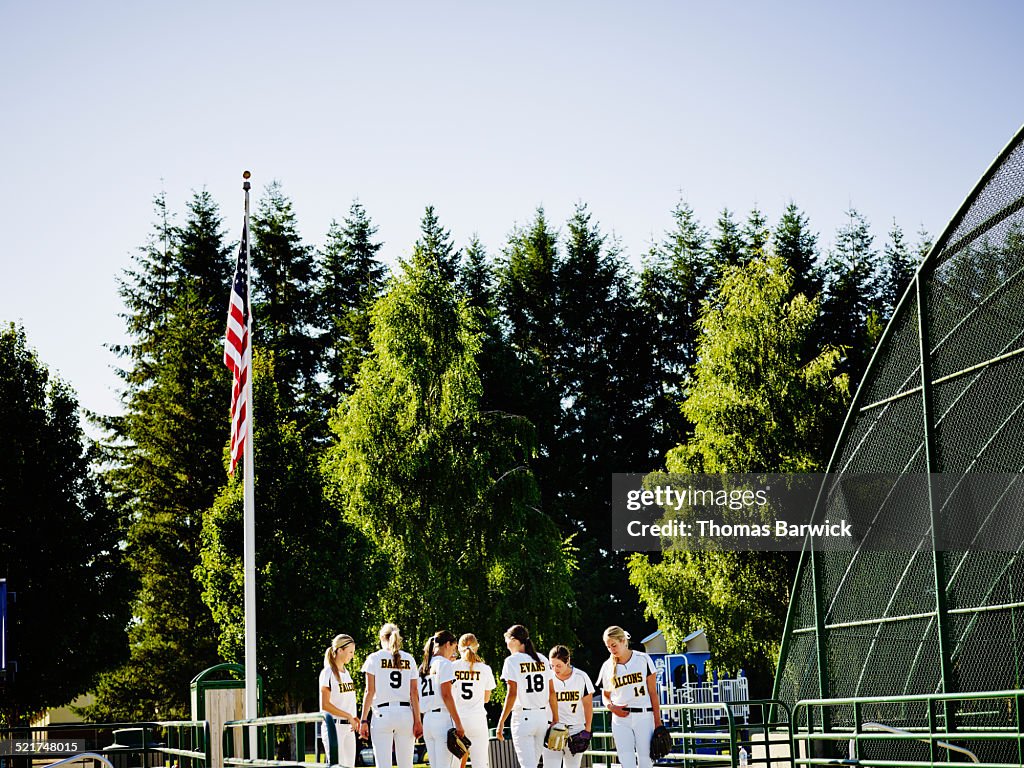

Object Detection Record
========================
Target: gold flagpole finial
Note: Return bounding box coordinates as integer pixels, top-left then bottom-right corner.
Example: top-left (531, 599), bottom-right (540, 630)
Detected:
top-left (242, 170), bottom-right (252, 191)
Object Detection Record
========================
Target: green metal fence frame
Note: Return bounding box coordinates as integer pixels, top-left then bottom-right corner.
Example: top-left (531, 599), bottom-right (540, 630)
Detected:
top-left (792, 688), bottom-right (1024, 767)
top-left (773, 123), bottom-right (1024, 706)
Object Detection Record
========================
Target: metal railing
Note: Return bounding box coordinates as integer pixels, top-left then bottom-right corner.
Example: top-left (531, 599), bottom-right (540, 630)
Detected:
top-left (222, 713), bottom-right (338, 768)
top-left (792, 689), bottom-right (1024, 767)
top-left (587, 699), bottom-right (794, 768)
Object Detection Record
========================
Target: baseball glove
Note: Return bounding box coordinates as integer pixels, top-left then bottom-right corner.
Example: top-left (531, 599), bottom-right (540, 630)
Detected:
top-left (650, 725), bottom-right (673, 761)
top-left (446, 728), bottom-right (471, 759)
top-left (567, 729), bottom-right (592, 755)
top-left (545, 723), bottom-right (569, 751)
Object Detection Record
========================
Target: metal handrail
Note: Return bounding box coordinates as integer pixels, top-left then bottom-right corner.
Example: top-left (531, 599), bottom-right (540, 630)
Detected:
top-left (856, 722), bottom-right (978, 764)
top-left (223, 712), bottom-right (339, 768)
top-left (43, 754), bottom-right (116, 768)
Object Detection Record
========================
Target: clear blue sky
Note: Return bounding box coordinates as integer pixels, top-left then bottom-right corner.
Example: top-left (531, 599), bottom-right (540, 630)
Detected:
top-left (2, 1), bottom-right (1022, 420)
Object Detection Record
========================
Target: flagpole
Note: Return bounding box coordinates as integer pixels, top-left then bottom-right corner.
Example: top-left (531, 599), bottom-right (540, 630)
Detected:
top-left (241, 171), bottom-right (258, 731)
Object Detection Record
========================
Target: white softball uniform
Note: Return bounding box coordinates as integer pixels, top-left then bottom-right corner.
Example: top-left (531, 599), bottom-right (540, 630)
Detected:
top-left (363, 649), bottom-right (418, 768)
top-left (453, 660), bottom-right (496, 768)
top-left (502, 653), bottom-right (553, 768)
top-left (542, 667), bottom-right (595, 768)
top-left (598, 651), bottom-right (658, 768)
top-left (421, 656), bottom-right (457, 768)
top-left (319, 666), bottom-right (358, 768)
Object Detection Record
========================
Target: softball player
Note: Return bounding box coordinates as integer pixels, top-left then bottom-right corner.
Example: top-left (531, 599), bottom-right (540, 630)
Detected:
top-left (419, 630), bottom-right (465, 768)
top-left (543, 645), bottom-right (594, 768)
top-left (496, 625), bottom-right (559, 768)
top-left (359, 623), bottom-right (423, 768)
top-left (597, 626), bottom-right (661, 768)
top-left (319, 634), bottom-right (359, 768)
top-left (452, 633), bottom-right (497, 768)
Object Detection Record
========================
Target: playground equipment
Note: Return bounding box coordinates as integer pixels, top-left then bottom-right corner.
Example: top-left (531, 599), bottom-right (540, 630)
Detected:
top-left (774, 124), bottom-right (1024, 766)
top-left (643, 630), bottom-right (751, 730)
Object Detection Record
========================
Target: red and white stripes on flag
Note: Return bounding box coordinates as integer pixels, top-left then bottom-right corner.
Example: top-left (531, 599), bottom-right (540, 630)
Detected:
top-left (224, 217), bottom-right (251, 474)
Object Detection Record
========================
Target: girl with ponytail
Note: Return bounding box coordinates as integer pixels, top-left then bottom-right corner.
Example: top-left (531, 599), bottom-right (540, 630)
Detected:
top-left (496, 625), bottom-right (559, 768)
top-left (360, 623), bottom-right (423, 768)
top-left (318, 634), bottom-right (359, 767)
top-left (418, 630), bottom-right (465, 768)
top-left (597, 626), bottom-right (661, 768)
top-left (453, 634), bottom-right (496, 768)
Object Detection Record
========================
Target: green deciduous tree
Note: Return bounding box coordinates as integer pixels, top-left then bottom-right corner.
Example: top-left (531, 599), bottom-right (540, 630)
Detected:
top-left (0, 325), bottom-right (128, 726)
top-left (198, 352), bottom-right (375, 713)
top-left (629, 256), bottom-right (850, 694)
top-left (322, 249), bottom-right (575, 665)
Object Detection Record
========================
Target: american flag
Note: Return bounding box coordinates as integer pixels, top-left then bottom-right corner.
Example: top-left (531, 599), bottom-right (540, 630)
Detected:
top-left (224, 217), bottom-right (251, 474)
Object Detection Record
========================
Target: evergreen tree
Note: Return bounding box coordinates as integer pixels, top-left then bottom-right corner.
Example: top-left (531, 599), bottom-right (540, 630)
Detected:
top-left (198, 352), bottom-right (376, 713)
top-left (318, 201), bottom-right (387, 404)
top-left (459, 236), bottom-right (495, 311)
top-left (458, 236), bottom-right (519, 411)
top-left (498, 208), bottom-right (560, 374)
top-left (495, 208), bottom-right (563, 496)
top-left (554, 203), bottom-right (657, 666)
top-left (741, 206), bottom-right (771, 262)
top-left (321, 252), bottom-right (575, 663)
top-left (878, 220), bottom-right (917, 320)
top-left (629, 256), bottom-right (850, 694)
top-left (638, 200), bottom-right (712, 451)
top-left (820, 208), bottom-right (881, 385)
top-left (711, 208), bottom-right (745, 272)
top-left (250, 182), bottom-right (320, 416)
top-left (0, 325), bottom-right (128, 726)
top-left (90, 192), bottom-right (231, 719)
top-left (773, 202), bottom-right (823, 299)
top-left (411, 205), bottom-right (459, 283)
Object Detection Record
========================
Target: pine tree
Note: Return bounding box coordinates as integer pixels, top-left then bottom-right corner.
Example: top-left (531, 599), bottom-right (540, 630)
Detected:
top-left (250, 182), bottom-right (320, 416)
top-left (554, 203), bottom-right (657, 666)
top-left (498, 208), bottom-right (560, 374)
top-left (0, 325), bottom-right (128, 726)
top-left (711, 208), bottom-right (745, 272)
top-left (318, 201), bottom-right (387, 404)
top-left (458, 236), bottom-right (520, 412)
top-left (638, 200), bottom-right (712, 449)
top-left (878, 220), bottom-right (917, 320)
top-left (741, 206), bottom-right (771, 262)
top-left (411, 205), bottom-right (459, 283)
top-left (91, 192), bottom-right (231, 719)
top-left (820, 208), bottom-right (881, 384)
top-left (773, 202), bottom-right (823, 299)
